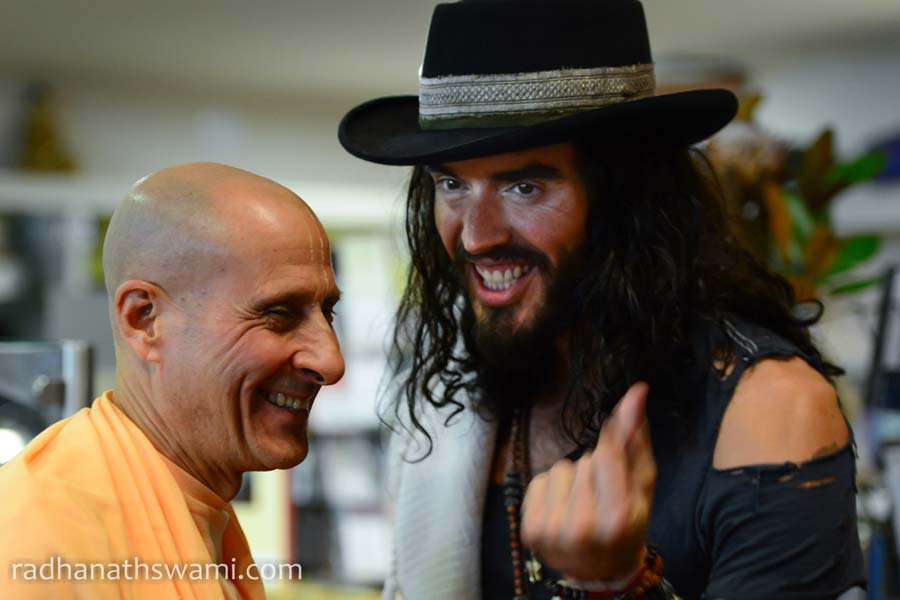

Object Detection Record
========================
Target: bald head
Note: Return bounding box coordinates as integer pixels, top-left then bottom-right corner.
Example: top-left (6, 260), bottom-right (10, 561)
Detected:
top-left (103, 163), bottom-right (344, 494)
top-left (103, 162), bottom-right (324, 312)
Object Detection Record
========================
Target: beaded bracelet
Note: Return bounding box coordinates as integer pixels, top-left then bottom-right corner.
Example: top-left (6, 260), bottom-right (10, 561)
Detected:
top-left (543, 545), bottom-right (664, 600)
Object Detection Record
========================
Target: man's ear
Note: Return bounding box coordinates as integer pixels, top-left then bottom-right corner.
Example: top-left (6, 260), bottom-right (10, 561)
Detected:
top-left (115, 280), bottom-right (165, 363)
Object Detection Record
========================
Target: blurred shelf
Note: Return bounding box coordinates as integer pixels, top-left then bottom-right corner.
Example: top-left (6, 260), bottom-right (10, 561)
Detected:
top-left (0, 169), bottom-right (402, 232)
top-left (833, 180), bottom-right (900, 235)
top-left (266, 581), bottom-right (379, 600)
top-left (4, 169), bottom-right (898, 235)
top-left (295, 499), bottom-right (383, 513)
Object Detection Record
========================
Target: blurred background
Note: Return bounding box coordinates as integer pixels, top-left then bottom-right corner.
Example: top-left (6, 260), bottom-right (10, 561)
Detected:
top-left (0, 1), bottom-right (899, 597)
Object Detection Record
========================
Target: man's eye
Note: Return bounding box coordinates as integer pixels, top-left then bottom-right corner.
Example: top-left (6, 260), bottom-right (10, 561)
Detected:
top-left (513, 182), bottom-right (537, 195)
top-left (323, 307), bottom-right (338, 324)
top-left (264, 308), bottom-right (293, 320)
top-left (437, 178), bottom-right (462, 192)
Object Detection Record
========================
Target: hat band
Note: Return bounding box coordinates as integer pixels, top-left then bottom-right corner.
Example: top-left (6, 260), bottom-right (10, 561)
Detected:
top-left (418, 63), bottom-right (655, 129)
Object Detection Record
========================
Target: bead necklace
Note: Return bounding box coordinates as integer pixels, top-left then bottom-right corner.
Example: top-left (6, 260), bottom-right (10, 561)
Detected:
top-left (503, 409), bottom-right (666, 600)
top-left (504, 407), bottom-right (543, 599)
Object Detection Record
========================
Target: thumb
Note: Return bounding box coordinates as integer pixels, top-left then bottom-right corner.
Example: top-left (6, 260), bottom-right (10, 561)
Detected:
top-left (608, 381), bottom-right (649, 444)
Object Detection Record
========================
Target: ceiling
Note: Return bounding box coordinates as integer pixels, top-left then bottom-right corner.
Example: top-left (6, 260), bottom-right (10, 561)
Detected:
top-left (2, 0), bottom-right (899, 101)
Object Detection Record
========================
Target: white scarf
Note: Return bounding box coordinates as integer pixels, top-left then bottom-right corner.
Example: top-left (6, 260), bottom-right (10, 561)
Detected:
top-left (383, 404), bottom-right (498, 600)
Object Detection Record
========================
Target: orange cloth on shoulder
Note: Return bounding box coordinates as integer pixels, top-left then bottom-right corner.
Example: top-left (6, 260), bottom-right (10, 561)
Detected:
top-left (0, 391), bottom-right (266, 599)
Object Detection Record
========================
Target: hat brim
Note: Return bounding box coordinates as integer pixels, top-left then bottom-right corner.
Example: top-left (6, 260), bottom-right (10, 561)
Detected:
top-left (339, 89), bottom-right (738, 166)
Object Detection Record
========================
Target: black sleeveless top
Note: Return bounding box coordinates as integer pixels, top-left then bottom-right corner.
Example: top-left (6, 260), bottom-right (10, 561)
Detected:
top-left (481, 318), bottom-right (865, 599)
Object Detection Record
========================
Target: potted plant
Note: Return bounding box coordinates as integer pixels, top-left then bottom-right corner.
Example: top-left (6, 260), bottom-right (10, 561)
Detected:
top-left (704, 97), bottom-right (887, 302)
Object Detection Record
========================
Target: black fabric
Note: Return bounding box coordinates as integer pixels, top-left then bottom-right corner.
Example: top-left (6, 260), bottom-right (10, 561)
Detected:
top-left (337, 0), bottom-right (739, 165)
top-left (480, 317), bottom-right (866, 599)
top-left (482, 484), bottom-right (531, 598)
top-left (700, 450), bottom-right (860, 598)
top-left (422, 0), bottom-right (651, 77)
top-left (338, 90), bottom-right (738, 166)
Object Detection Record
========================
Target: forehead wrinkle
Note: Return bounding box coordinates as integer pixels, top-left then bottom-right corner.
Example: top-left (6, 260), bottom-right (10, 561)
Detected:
top-left (253, 267), bottom-right (340, 308)
top-left (251, 240), bottom-right (333, 278)
top-left (231, 206), bottom-right (329, 264)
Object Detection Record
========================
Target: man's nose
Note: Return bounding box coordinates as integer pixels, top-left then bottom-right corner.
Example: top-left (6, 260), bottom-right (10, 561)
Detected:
top-left (291, 317), bottom-right (345, 386)
top-left (460, 192), bottom-right (511, 255)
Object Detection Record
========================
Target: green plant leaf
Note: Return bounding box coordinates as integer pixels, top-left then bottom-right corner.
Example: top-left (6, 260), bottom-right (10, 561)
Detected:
top-left (824, 235), bottom-right (881, 277)
top-left (814, 205), bottom-right (833, 229)
top-left (762, 181), bottom-right (792, 260)
top-left (827, 275), bottom-right (884, 296)
top-left (783, 190), bottom-right (815, 245)
top-left (825, 151), bottom-right (887, 187)
top-left (799, 129), bottom-right (835, 209)
top-left (805, 226), bottom-right (840, 279)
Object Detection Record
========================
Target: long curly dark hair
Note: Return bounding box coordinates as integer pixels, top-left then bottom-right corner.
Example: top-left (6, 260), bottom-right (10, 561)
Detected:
top-left (387, 136), bottom-right (841, 454)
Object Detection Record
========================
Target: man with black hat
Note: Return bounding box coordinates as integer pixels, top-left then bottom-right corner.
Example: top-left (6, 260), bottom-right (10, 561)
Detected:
top-left (339, 1), bottom-right (865, 598)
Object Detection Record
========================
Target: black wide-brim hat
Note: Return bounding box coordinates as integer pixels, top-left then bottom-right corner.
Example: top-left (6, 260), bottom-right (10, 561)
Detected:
top-left (339, 0), bottom-right (738, 166)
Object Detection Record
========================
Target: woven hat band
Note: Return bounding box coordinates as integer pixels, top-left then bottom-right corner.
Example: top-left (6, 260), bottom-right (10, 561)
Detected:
top-left (418, 63), bottom-right (656, 129)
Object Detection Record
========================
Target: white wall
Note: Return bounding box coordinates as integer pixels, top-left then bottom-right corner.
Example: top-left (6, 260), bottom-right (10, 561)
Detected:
top-left (754, 48), bottom-right (900, 156)
top-left (3, 42), bottom-right (896, 194)
top-left (1, 75), bottom-right (408, 191)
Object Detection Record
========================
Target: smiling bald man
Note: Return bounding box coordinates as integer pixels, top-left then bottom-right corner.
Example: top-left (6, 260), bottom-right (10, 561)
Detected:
top-left (0, 163), bottom-right (344, 599)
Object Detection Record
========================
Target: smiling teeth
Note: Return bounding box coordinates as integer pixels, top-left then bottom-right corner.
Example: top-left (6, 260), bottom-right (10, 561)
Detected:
top-left (263, 390), bottom-right (311, 412)
top-left (475, 265), bottom-right (531, 291)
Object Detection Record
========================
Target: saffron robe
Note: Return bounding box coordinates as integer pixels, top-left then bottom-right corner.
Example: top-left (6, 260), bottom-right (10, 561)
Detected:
top-left (0, 391), bottom-right (266, 599)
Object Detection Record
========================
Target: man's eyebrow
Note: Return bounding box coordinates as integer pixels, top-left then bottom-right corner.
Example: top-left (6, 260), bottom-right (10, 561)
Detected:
top-left (251, 289), bottom-right (342, 311)
top-left (424, 164), bottom-right (457, 178)
top-left (490, 164), bottom-right (562, 182)
top-left (324, 289), bottom-right (342, 306)
top-left (424, 163), bottom-right (562, 182)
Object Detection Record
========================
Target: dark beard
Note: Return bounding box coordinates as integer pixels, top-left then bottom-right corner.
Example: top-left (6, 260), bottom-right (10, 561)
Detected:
top-left (456, 241), bottom-right (587, 418)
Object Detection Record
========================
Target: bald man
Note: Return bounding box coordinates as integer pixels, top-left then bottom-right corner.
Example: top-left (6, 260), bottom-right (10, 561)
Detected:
top-left (0, 163), bottom-right (344, 599)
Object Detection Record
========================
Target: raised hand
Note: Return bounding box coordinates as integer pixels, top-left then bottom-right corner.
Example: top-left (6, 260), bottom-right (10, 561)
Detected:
top-left (520, 382), bottom-right (655, 584)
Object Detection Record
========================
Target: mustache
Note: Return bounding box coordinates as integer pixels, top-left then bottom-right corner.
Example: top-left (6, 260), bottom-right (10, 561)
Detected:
top-left (258, 381), bottom-right (320, 397)
top-left (454, 241), bottom-right (551, 271)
